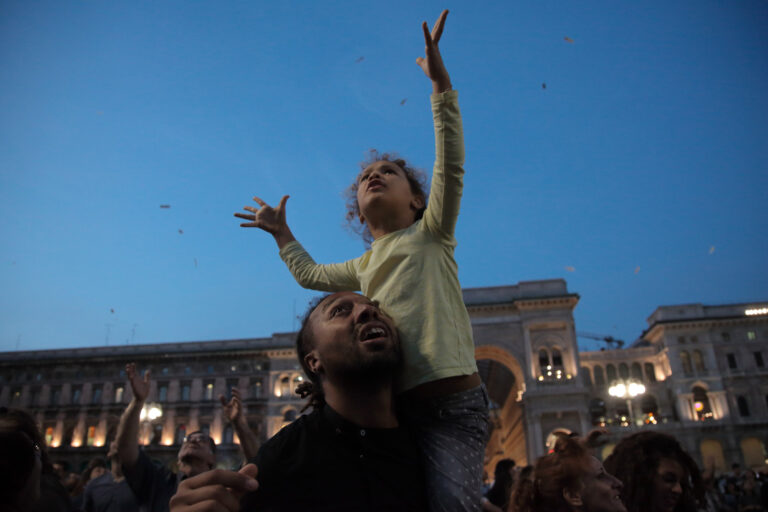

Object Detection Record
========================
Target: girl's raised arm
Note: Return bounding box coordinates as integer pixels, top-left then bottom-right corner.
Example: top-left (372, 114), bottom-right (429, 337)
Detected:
top-left (416, 10), bottom-right (452, 94)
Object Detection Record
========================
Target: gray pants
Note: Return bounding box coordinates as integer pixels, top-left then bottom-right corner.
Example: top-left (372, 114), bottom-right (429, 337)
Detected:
top-left (400, 385), bottom-right (490, 512)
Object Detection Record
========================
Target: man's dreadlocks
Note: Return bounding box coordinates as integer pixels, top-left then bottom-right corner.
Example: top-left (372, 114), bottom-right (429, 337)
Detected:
top-left (294, 295), bottom-right (330, 412)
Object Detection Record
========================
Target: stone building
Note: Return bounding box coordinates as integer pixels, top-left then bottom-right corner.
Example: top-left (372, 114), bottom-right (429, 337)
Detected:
top-left (1, 279), bottom-right (767, 476)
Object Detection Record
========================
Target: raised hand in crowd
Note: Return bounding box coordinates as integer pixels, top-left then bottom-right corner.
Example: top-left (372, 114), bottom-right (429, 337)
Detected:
top-left (416, 9), bottom-right (452, 94)
top-left (126, 362), bottom-right (150, 404)
top-left (169, 464), bottom-right (259, 512)
top-left (220, 387), bottom-right (260, 461)
top-left (235, 195), bottom-right (296, 249)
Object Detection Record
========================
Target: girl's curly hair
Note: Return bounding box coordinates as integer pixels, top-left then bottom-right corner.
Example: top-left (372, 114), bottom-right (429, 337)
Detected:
top-left (603, 431), bottom-right (704, 512)
top-left (344, 149), bottom-right (429, 246)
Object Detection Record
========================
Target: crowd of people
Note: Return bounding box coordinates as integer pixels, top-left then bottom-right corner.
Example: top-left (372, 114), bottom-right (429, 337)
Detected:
top-left (3, 8), bottom-right (766, 512)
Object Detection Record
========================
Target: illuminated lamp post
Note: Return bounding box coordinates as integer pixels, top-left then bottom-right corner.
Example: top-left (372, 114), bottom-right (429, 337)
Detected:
top-left (608, 381), bottom-right (645, 427)
top-left (140, 402), bottom-right (163, 445)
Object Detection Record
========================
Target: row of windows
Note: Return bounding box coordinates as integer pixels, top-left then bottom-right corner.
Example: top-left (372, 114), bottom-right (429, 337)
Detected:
top-left (677, 330), bottom-right (760, 344)
top-left (7, 377), bottom-right (270, 407)
top-left (3, 361), bottom-right (269, 384)
top-left (581, 362), bottom-right (657, 388)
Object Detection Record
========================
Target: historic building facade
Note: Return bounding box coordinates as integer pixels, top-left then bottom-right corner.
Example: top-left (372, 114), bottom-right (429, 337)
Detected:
top-left (1, 280), bottom-right (767, 475)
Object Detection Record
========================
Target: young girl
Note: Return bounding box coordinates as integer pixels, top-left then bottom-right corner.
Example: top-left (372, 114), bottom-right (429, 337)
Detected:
top-left (235, 10), bottom-right (488, 511)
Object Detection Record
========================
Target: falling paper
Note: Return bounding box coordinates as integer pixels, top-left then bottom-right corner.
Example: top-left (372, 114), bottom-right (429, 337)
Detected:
top-left (178, 229), bottom-right (184, 234)
top-left (355, 56), bottom-right (365, 63)
top-left (160, 204), bottom-right (171, 209)
top-left (564, 36), bottom-right (574, 43)
top-left (110, 308), bottom-right (115, 314)
top-left (194, 258), bottom-right (198, 268)
top-left (400, 98), bottom-right (407, 106)
top-left (565, 266), bottom-right (575, 272)
top-left (634, 266), bottom-right (640, 274)
top-left (542, 83), bottom-right (547, 89)
top-left (709, 246), bottom-right (715, 254)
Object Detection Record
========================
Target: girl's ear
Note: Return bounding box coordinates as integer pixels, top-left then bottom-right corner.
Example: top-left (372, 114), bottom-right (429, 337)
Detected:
top-left (304, 351), bottom-right (322, 375)
top-left (410, 194), bottom-right (425, 211)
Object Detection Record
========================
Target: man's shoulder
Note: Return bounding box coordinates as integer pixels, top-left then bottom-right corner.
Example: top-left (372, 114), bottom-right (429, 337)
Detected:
top-left (257, 409), bottom-right (321, 458)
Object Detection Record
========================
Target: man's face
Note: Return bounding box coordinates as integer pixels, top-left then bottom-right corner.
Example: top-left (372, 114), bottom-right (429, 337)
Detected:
top-left (305, 292), bottom-right (401, 382)
top-left (178, 432), bottom-right (215, 468)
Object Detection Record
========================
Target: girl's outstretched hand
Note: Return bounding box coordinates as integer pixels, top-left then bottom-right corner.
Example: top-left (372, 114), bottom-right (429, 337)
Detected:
top-left (235, 195), bottom-right (296, 248)
top-left (416, 10), bottom-right (452, 94)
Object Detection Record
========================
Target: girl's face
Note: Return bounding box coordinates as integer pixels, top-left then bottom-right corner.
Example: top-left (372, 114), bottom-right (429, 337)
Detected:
top-left (356, 160), bottom-right (423, 223)
top-left (578, 456), bottom-right (627, 512)
top-left (652, 457), bottom-right (685, 512)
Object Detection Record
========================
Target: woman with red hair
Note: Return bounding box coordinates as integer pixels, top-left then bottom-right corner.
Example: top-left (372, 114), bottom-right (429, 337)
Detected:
top-left (518, 432), bottom-right (626, 512)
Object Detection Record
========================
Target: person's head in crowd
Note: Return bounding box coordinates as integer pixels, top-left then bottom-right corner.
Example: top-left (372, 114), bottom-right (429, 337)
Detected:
top-left (72, 457), bottom-right (107, 497)
top-left (177, 430), bottom-right (216, 477)
top-left (294, 291), bottom-right (402, 411)
top-left (485, 458), bottom-right (516, 509)
top-left (520, 432), bottom-right (626, 512)
top-left (0, 409), bottom-right (43, 511)
top-left (510, 465), bottom-right (534, 512)
top-left (603, 431), bottom-right (703, 512)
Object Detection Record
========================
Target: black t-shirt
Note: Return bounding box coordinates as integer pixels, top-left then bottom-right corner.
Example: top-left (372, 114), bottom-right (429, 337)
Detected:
top-left (241, 405), bottom-right (427, 512)
top-left (83, 472), bottom-right (144, 512)
top-left (123, 450), bottom-right (183, 512)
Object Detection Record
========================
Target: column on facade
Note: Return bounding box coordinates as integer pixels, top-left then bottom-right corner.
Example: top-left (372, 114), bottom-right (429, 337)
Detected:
top-left (526, 412), bottom-right (544, 462)
top-left (96, 411), bottom-right (109, 447)
top-left (522, 322), bottom-right (535, 381)
top-left (53, 411), bottom-right (65, 448)
top-left (708, 391), bottom-right (729, 420)
top-left (72, 411), bottom-right (87, 447)
top-left (677, 393), bottom-right (694, 422)
top-left (163, 408), bottom-right (176, 446)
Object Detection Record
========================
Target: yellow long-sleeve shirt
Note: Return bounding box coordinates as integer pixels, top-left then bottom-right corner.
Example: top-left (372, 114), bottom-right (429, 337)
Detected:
top-left (279, 90), bottom-right (476, 392)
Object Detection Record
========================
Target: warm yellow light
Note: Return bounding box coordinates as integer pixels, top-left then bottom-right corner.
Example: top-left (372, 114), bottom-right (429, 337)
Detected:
top-left (694, 401), bottom-right (704, 412)
top-left (538, 376), bottom-right (544, 381)
top-left (71, 439), bottom-right (81, 448)
top-left (745, 308), bottom-right (768, 316)
top-left (50, 440), bottom-right (60, 448)
top-left (94, 440), bottom-right (104, 448)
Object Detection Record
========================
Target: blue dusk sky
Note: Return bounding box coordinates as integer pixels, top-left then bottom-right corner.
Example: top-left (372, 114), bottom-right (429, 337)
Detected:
top-left (1, 1), bottom-right (766, 353)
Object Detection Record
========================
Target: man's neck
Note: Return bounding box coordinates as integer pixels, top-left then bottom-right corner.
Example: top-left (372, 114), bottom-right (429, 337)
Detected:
top-left (178, 458), bottom-right (210, 478)
top-left (323, 379), bottom-right (398, 428)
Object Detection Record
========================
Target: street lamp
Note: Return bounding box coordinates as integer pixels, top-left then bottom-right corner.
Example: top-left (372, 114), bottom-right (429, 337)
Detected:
top-left (608, 380), bottom-right (645, 427)
top-left (140, 402), bottom-right (163, 445)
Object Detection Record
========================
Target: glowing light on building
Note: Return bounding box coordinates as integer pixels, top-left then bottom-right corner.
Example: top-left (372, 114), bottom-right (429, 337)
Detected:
top-left (745, 308), bottom-right (768, 316)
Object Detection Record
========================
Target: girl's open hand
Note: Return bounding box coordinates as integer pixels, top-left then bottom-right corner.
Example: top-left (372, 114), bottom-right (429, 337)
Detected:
top-left (235, 195), bottom-right (289, 234)
top-left (416, 10), bottom-right (452, 93)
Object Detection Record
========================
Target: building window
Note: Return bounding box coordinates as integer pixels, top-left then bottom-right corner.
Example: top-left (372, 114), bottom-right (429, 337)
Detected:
top-left (11, 388), bottom-right (21, 405)
top-left (606, 364), bottom-right (617, 384)
top-left (692, 386), bottom-right (713, 421)
top-left (678, 336), bottom-right (686, 344)
top-left (631, 363), bottom-right (643, 381)
top-left (691, 336), bottom-right (698, 343)
top-left (71, 386), bottom-right (82, 405)
top-left (250, 379), bottom-right (262, 398)
top-left (175, 424), bottom-right (186, 445)
top-left (727, 353), bottom-right (738, 370)
top-left (226, 379), bottom-right (239, 400)
top-left (200, 423), bottom-right (210, 436)
top-left (114, 385), bottom-right (124, 403)
top-left (278, 376), bottom-right (291, 398)
top-left (31, 387), bottom-right (41, 407)
top-left (51, 386), bottom-right (61, 406)
top-left (737, 396), bottom-right (751, 417)
top-left (581, 367), bottom-right (592, 387)
top-left (755, 352), bottom-right (765, 368)
top-left (181, 382), bottom-right (191, 401)
top-left (593, 366), bottom-right (605, 387)
top-left (618, 363), bottom-right (630, 380)
top-left (207, 365), bottom-right (215, 374)
top-left (538, 349), bottom-right (550, 373)
top-left (551, 349), bottom-right (563, 369)
top-left (162, 367), bottom-right (169, 375)
top-left (91, 385), bottom-right (102, 405)
top-left (722, 332), bottom-right (730, 342)
top-left (692, 350), bottom-right (706, 373)
top-left (644, 363), bottom-right (657, 383)
top-left (86, 426), bottom-right (96, 447)
top-left (158, 383), bottom-right (168, 402)
top-left (747, 331), bottom-right (757, 341)
top-left (640, 395), bottom-right (660, 424)
top-left (589, 398), bottom-right (607, 426)
top-left (184, 367), bottom-right (192, 375)
top-left (680, 351), bottom-right (692, 376)
top-left (151, 424), bottom-right (163, 445)
top-left (204, 381), bottom-right (214, 401)
top-left (223, 425), bottom-right (234, 444)
top-left (44, 427), bottom-right (54, 446)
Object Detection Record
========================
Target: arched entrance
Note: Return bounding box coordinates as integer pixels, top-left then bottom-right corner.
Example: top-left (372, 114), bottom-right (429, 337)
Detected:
top-left (475, 345), bottom-right (527, 473)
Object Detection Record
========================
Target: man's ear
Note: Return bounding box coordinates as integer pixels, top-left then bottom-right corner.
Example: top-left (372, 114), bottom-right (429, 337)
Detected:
top-left (563, 488), bottom-right (583, 508)
top-left (304, 351), bottom-right (322, 375)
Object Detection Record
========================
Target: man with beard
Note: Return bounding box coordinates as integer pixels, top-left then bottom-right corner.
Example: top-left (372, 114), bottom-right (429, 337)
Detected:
top-left (169, 292), bottom-right (427, 511)
top-left (116, 362), bottom-right (232, 512)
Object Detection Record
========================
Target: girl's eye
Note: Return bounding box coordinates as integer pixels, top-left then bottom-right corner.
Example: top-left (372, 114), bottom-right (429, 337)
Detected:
top-left (384, 169), bottom-right (395, 174)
